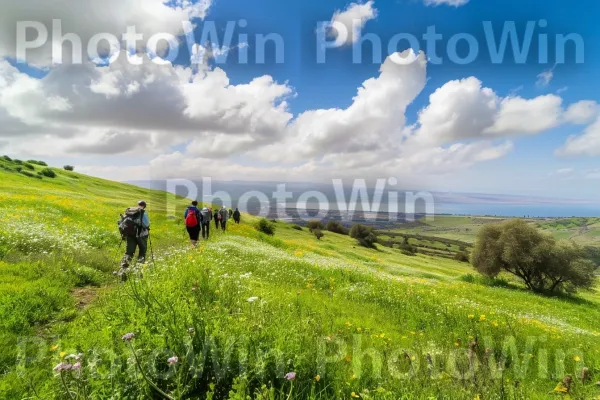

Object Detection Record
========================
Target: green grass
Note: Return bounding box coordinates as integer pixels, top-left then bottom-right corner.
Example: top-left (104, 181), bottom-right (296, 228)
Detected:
top-left (1, 163), bottom-right (600, 399)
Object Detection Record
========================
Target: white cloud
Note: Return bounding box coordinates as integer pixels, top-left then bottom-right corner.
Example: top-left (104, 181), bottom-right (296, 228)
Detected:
top-left (424, 0), bottom-right (469, 7)
top-left (0, 0), bottom-right (212, 67)
top-left (405, 77), bottom-right (567, 148)
top-left (0, 51), bottom-right (294, 157)
top-left (563, 100), bottom-right (599, 125)
top-left (487, 94), bottom-right (563, 136)
top-left (329, 1), bottom-right (378, 45)
top-left (556, 116), bottom-right (600, 157)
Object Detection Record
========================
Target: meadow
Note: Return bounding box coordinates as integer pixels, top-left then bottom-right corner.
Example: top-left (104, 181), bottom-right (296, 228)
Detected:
top-left (1, 158), bottom-right (600, 399)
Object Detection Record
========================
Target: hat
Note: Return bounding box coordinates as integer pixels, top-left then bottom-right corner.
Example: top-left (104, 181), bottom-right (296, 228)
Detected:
top-left (138, 200), bottom-right (147, 207)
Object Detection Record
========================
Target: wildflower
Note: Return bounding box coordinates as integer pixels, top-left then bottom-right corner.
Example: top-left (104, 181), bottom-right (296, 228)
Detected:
top-left (59, 352), bottom-right (66, 358)
top-left (492, 321), bottom-right (499, 327)
top-left (247, 296), bottom-right (258, 303)
top-left (188, 328), bottom-right (195, 334)
top-left (50, 344), bottom-right (59, 351)
top-left (284, 372), bottom-right (296, 381)
top-left (314, 375), bottom-right (320, 382)
top-left (479, 315), bottom-right (486, 321)
top-left (351, 374), bottom-right (356, 380)
top-left (167, 356), bottom-right (179, 366)
top-left (351, 392), bottom-right (360, 398)
top-left (72, 362), bottom-right (81, 370)
top-left (345, 322), bottom-right (352, 327)
top-left (215, 290), bottom-right (220, 294)
top-left (53, 363), bottom-right (72, 372)
top-left (468, 314), bottom-right (475, 319)
top-left (573, 356), bottom-right (581, 362)
top-left (356, 327), bottom-right (362, 332)
top-left (122, 332), bottom-right (135, 341)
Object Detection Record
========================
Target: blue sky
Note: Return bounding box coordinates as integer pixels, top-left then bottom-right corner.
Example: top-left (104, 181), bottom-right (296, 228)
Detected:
top-left (1, 0), bottom-right (600, 201)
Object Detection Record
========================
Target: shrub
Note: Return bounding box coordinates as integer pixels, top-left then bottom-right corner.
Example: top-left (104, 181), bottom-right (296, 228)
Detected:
top-left (40, 168), bottom-right (56, 178)
top-left (398, 242), bottom-right (417, 255)
top-left (306, 220), bottom-right (324, 233)
top-left (349, 224), bottom-right (378, 249)
top-left (292, 225), bottom-right (303, 231)
top-left (27, 160), bottom-right (47, 166)
top-left (255, 218), bottom-right (276, 236)
top-left (326, 221), bottom-right (349, 235)
top-left (472, 219), bottom-right (596, 294)
top-left (1, 155), bottom-right (11, 161)
top-left (313, 228), bottom-right (324, 240)
top-left (19, 170), bottom-right (34, 178)
top-left (13, 159), bottom-right (23, 165)
top-left (63, 165), bottom-right (75, 171)
top-left (14, 166), bottom-right (22, 172)
top-left (454, 251), bottom-right (470, 263)
top-left (23, 163), bottom-right (34, 170)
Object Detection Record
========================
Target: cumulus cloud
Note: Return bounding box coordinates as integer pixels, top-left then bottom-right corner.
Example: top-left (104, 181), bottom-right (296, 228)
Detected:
top-left (405, 77), bottom-right (569, 148)
top-left (563, 100), bottom-right (599, 125)
top-left (0, 0), bottom-right (212, 67)
top-left (556, 117), bottom-right (600, 157)
top-left (0, 51), bottom-right (294, 157)
top-left (328, 1), bottom-right (378, 45)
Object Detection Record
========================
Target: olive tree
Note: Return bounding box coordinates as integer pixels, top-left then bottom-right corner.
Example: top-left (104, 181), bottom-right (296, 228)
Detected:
top-left (471, 219), bottom-right (596, 294)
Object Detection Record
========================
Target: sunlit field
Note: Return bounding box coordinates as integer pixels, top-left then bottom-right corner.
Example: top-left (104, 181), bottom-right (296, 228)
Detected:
top-left (1, 160), bottom-right (600, 399)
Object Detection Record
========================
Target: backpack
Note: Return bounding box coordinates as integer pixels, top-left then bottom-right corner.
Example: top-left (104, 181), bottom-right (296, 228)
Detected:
top-left (185, 208), bottom-right (199, 227)
top-left (118, 207), bottom-right (144, 238)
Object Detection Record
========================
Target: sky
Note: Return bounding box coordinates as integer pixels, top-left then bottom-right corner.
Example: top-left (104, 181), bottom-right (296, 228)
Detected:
top-left (1, 0), bottom-right (600, 200)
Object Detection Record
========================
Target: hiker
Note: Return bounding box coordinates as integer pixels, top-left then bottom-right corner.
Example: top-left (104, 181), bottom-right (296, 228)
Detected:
top-left (120, 200), bottom-right (150, 269)
top-left (213, 208), bottom-right (219, 230)
top-left (228, 208), bottom-right (233, 219)
top-left (219, 206), bottom-right (229, 231)
top-left (200, 207), bottom-right (212, 239)
top-left (184, 201), bottom-right (202, 247)
top-left (233, 208), bottom-right (241, 224)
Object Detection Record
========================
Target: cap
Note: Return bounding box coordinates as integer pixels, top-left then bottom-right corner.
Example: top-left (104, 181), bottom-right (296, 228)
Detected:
top-left (138, 200), bottom-right (147, 207)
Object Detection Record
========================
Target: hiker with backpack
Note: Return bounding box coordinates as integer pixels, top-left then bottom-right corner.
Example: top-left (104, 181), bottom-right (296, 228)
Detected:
top-left (219, 206), bottom-right (229, 231)
top-left (184, 201), bottom-right (202, 247)
top-left (118, 200), bottom-right (150, 273)
top-left (201, 207), bottom-right (212, 239)
top-left (228, 208), bottom-right (233, 219)
top-left (233, 208), bottom-right (241, 224)
top-left (213, 208), bottom-right (219, 230)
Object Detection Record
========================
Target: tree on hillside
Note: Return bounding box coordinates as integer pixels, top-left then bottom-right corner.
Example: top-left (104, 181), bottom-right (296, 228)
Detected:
top-left (307, 220), bottom-right (324, 233)
top-left (326, 221), bottom-right (349, 235)
top-left (313, 228), bottom-right (324, 240)
top-left (349, 224), bottom-right (378, 249)
top-left (471, 219), bottom-right (596, 294)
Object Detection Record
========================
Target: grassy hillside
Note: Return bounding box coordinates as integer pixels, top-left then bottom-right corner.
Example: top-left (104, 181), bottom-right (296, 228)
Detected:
top-left (1, 162), bottom-right (600, 399)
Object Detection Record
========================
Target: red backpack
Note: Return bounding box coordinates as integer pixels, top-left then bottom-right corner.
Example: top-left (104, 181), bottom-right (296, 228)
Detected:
top-left (185, 209), bottom-right (198, 227)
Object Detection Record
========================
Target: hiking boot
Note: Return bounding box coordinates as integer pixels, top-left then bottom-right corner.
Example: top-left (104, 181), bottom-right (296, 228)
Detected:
top-left (137, 257), bottom-right (146, 264)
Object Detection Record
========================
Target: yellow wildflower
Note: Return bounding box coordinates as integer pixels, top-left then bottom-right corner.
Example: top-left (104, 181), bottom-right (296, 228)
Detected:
top-left (468, 314), bottom-right (475, 319)
top-left (351, 392), bottom-right (360, 398)
top-left (59, 352), bottom-right (66, 358)
top-left (573, 356), bottom-right (581, 362)
top-left (314, 375), bottom-right (320, 382)
top-left (50, 344), bottom-right (59, 351)
top-left (479, 315), bottom-right (486, 321)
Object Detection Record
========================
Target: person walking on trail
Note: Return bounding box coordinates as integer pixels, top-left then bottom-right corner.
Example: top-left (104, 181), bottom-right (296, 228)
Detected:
top-left (200, 207), bottom-right (212, 239)
top-left (120, 200), bottom-right (150, 269)
top-left (233, 208), bottom-right (241, 224)
top-left (184, 201), bottom-right (202, 247)
top-left (213, 208), bottom-right (219, 230)
top-left (228, 208), bottom-right (233, 219)
top-left (219, 206), bottom-right (229, 231)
